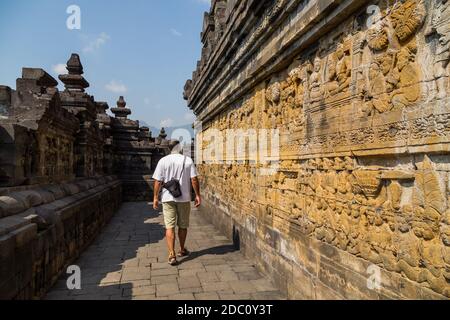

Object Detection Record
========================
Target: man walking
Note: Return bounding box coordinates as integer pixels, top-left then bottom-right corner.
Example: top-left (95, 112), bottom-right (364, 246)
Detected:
top-left (153, 141), bottom-right (201, 266)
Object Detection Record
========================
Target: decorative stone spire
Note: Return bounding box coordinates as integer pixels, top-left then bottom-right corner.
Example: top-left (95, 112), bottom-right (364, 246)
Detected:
top-left (67, 53), bottom-right (84, 75)
top-left (111, 96), bottom-right (132, 119)
top-left (95, 101), bottom-right (109, 115)
top-left (59, 53), bottom-right (90, 92)
top-left (139, 126), bottom-right (152, 142)
top-left (159, 127), bottom-right (167, 140)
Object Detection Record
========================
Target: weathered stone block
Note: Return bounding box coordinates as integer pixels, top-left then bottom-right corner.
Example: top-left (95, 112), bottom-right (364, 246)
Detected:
top-left (11, 224), bottom-right (37, 248)
top-left (0, 176), bottom-right (122, 300)
top-left (0, 196), bottom-right (27, 217)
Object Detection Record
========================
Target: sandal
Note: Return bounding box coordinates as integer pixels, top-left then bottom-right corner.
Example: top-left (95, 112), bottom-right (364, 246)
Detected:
top-left (168, 252), bottom-right (178, 266)
top-left (177, 248), bottom-right (190, 258)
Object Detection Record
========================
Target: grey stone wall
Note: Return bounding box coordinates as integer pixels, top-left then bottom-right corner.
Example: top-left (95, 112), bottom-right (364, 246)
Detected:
top-left (0, 176), bottom-right (121, 299)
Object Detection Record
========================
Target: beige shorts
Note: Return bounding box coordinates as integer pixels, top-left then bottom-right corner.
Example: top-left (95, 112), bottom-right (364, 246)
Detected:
top-left (162, 202), bottom-right (191, 229)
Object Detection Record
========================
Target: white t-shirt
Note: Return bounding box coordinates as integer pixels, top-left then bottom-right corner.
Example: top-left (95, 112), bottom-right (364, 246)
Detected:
top-left (152, 154), bottom-right (198, 203)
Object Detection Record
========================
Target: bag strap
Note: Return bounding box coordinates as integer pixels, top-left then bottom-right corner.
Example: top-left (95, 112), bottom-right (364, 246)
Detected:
top-left (179, 156), bottom-right (187, 180)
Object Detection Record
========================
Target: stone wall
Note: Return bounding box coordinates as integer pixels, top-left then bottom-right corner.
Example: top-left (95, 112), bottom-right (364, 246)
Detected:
top-left (0, 54), bottom-right (170, 299)
top-left (185, 0), bottom-right (450, 299)
top-left (0, 176), bottom-right (121, 299)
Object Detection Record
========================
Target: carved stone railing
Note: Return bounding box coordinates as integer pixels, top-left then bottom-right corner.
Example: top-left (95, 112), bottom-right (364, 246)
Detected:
top-left (0, 176), bottom-right (121, 299)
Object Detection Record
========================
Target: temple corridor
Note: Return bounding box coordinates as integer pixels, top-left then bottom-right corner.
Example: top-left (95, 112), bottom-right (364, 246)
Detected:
top-left (45, 202), bottom-right (285, 300)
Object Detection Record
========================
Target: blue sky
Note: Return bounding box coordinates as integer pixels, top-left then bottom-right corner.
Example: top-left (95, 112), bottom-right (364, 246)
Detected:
top-left (0, 0), bottom-right (209, 129)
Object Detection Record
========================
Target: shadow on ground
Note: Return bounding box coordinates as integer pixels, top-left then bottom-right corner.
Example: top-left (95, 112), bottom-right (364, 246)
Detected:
top-left (179, 245), bottom-right (237, 265)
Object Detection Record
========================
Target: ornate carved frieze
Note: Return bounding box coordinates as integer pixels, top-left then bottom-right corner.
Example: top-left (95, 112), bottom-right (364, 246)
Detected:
top-left (188, 0), bottom-right (450, 299)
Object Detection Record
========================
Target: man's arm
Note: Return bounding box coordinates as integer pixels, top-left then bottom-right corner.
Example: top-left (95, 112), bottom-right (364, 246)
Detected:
top-left (153, 180), bottom-right (162, 210)
top-left (191, 177), bottom-right (201, 208)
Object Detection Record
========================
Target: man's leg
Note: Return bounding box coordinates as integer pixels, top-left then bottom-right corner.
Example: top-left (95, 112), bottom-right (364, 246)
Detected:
top-left (178, 228), bottom-right (188, 252)
top-left (162, 202), bottom-right (178, 258)
top-left (166, 228), bottom-right (176, 254)
top-left (177, 202), bottom-right (191, 253)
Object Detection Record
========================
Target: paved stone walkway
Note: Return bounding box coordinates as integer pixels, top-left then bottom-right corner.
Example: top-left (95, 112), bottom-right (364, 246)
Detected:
top-left (46, 202), bottom-right (285, 300)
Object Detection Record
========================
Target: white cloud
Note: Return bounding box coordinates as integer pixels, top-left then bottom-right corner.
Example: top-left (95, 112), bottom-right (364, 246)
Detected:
top-left (83, 32), bottom-right (110, 53)
top-left (160, 118), bottom-right (174, 128)
top-left (170, 28), bottom-right (182, 37)
top-left (144, 98), bottom-right (151, 105)
top-left (196, 0), bottom-right (211, 5)
top-left (105, 80), bottom-right (127, 93)
top-left (52, 63), bottom-right (67, 75)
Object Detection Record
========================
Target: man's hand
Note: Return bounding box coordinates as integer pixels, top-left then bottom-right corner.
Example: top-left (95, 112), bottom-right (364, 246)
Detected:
top-left (153, 199), bottom-right (159, 210)
top-left (194, 195), bottom-right (202, 208)
top-left (191, 177), bottom-right (201, 208)
top-left (153, 180), bottom-right (162, 211)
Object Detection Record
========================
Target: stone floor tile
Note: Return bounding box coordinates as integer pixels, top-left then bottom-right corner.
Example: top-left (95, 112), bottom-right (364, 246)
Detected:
top-left (178, 268), bottom-right (206, 277)
top-left (228, 280), bottom-right (257, 294)
top-left (121, 279), bottom-right (152, 288)
top-left (237, 271), bottom-right (263, 281)
top-left (138, 257), bottom-right (157, 267)
top-left (179, 287), bottom-right (204, 294)
top-left (205, 264), bottom-right (233, 272)
top-left (219, 293), bottom-right (252, 300)
top-left (202, 281), bottom-right (231, 293)
top-left (194, 292), bottom-right (220, 300)
top-left (46, 202), bottom-right (285, 301)
top-left (151, 268), bottom-right (178, 277)
top-left (251, 291), bottom-right (285, 300)
top-left (217, 270), bottom-right (239, 282)
top-left (122, 285), bottom-right (156, 297)
top-left (169, 293), bottom-right (195, 300)
top-left (150, 275), bottom-right (179, 285)
top-left (178, 276), bottom-right (201, 289)
top-left (249, 279), bottom-right (278, 292)
top-left (197, 272), bottom-right (219, 283)
top-left (156, 283), bottom-right (180, 297)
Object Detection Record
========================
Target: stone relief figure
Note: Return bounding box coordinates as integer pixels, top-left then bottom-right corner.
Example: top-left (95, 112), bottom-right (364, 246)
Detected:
top-left (282, 84), bottom-right (297, 129)
top-left (391, 42), bottom-right (421, 109)
top-left (364, 0), bottom-right (425, 113)
top-left (367, 21), bottom-right (389, 52)
top-left (265, 82), bottom-right (281, 107)
top-left (326, 44), bottom-right (352, 97)
top-left (325, 52), bottom-right (339, 97)
top-left (309, 56), bottom-right (324, 103)
top-left (426, 0), bottom-right (450, 99)
top-left (295, 61), bottom-right (312, 108)
top-left (364, 51), bottom-right (397, 114)
top-left (44, 136), bottom-right (58, 177)
top-left (265, 81), bottom-right (282, 127)
top-left (335, 45), bottom-right (352, 94)
top-left (390, 0), bottom-right (426, 45)
top-left (283, 63), bottom-right (308, 132)
top-left (366, 5), bottom-right (390, 52)
top-left (291, 70), bottom-right (305, 108)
